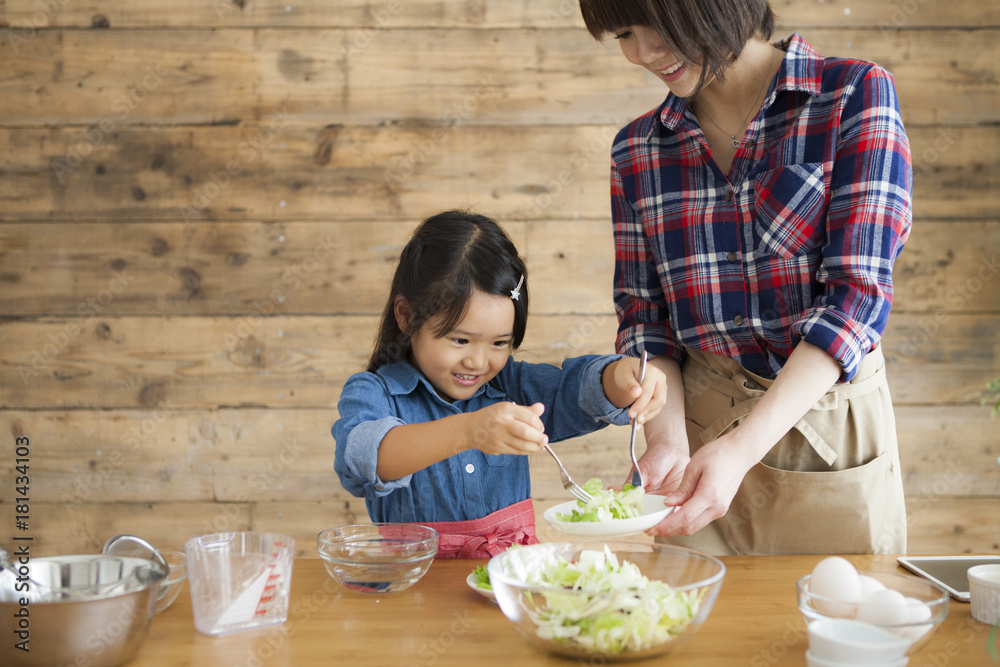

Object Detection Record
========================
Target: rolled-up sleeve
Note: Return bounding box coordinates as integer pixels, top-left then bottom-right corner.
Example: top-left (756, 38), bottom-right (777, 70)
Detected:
top-left (792, 64), bottom-right (912, 381)
top-left (333, 373), bottom-right (411, 498)
top-left (495, 355), bottom-right (631, 442)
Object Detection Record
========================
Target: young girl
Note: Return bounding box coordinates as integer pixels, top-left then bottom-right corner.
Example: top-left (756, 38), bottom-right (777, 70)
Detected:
top-left (333, 210), bottom-right (666, 558)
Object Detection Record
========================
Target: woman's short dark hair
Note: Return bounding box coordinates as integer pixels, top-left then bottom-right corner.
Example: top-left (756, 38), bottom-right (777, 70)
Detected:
top-left (579, 0), bottom-right (775, 95)
top-left (367, 210), bottom-right (529, 373)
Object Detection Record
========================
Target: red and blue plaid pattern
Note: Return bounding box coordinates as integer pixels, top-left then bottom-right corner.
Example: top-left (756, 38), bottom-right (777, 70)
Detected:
top-left (611, 34), bottom-right (912, 382)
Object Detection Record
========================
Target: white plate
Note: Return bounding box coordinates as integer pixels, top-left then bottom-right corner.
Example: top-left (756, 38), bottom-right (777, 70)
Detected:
top-left (466, 572), bottom-right (497, 603)
top-left (543, 495), bottom-right (674, 538)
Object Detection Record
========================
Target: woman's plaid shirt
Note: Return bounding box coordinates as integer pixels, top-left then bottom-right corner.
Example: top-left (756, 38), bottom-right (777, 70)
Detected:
top-left (612, 34), bottom-right (912, 381)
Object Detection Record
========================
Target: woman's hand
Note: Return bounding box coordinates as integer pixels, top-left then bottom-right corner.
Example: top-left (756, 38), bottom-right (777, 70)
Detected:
top-left (602, 357), bottom-right (668, 424)
top-left (463, 402), bottom-right (548, 456)
top-left (647, 431), bottom-right (758, 537)
top-left (630, 438), bottom-right (690, 496)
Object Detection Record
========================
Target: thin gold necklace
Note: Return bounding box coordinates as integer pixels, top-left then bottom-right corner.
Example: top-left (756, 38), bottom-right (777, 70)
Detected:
top-left (698, 49), bottom-right (776, 150)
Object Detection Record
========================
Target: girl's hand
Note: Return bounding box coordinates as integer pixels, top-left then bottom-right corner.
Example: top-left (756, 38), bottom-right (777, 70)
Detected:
top-left (463, 402), bottom-right (547, 456)
top-left (602, 357), bottom-right (668, 424)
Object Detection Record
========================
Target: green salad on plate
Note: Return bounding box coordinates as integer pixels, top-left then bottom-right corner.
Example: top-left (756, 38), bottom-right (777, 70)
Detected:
top-left (555, 478), bottom-right (645, 522)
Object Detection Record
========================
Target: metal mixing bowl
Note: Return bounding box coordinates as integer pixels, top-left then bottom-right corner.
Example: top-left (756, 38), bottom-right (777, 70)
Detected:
top-left (0, 554), bottom-right (167, 667)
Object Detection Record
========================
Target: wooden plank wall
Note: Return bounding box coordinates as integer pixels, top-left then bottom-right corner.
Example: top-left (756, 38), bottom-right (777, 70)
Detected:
top-left (0, 0), bottom-right (997, 557)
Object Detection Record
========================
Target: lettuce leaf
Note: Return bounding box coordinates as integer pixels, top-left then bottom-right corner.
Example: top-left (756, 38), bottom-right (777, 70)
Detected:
top-left (555, 477), bottom-right (645, 522)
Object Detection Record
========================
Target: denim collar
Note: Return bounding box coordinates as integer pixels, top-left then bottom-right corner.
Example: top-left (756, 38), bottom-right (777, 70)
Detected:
top-left (376, 359), bottom-right (509, 403)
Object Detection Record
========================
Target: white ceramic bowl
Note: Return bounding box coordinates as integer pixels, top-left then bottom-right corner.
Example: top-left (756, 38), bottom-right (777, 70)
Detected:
top-left (968, 564), bottom-right (1000, 625)
top-left (806, 649), bottom-right (908, 667)
top-left (808, 618), bottom-right (912, 662)
top-left (797, 571), bottom-right (949, 655)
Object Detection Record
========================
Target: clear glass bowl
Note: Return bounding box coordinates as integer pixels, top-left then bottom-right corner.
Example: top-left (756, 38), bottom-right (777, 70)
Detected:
top-left (487, 541), bottom-right (725, 662)
top-left (317, 524), bottom-right (438, 594)
top-left (154, 550), bottom-right (187, 614)
top-left (797, 570), bottom-right (949, 655)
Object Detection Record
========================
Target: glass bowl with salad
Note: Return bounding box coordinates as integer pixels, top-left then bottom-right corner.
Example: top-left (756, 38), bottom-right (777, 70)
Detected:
top-left (487, 541), bottom-right (725, 661)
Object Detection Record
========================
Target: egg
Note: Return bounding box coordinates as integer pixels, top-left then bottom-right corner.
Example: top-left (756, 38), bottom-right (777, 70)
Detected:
top-left (855, 588), bottom-right (910, 626)
top-left (893, 595), bottom-right (935, 642)
top-left (858, 574), bottom-right (886, 599)
top-left (904, 596), bottom-right (932, 623)
top-left (809, 557), bottom-right (861, 617)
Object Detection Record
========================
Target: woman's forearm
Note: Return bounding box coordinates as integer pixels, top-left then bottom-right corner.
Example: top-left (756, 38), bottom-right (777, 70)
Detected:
top-left (732, 340), bottom-right (842, 461)
top-left (642, 355), bottom-right (689, 451)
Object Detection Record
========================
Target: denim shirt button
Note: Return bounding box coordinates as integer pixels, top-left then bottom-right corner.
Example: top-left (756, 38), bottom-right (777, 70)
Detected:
top-left (465, 463), bottom-right (475, 474)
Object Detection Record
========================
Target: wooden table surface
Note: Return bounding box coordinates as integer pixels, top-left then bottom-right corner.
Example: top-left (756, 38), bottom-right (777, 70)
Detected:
top-left (132, 554), bottom-right (996, 666)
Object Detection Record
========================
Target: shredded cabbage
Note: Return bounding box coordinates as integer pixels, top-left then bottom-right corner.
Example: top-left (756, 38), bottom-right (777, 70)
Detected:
top-left (515, 545), bottom-right (700, 655)
top-left (555, 477), bottom-right (645, 522)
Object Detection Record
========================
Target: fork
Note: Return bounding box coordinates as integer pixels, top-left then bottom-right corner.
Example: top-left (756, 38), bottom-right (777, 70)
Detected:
top-left (542, 443), bottom-right (594, 504)
top-left (628, 350), bottom-right (648, 489)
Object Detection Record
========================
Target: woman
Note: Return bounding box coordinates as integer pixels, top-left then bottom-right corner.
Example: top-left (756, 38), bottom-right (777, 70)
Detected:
top-left (579, 0), bottom-right (912, 554)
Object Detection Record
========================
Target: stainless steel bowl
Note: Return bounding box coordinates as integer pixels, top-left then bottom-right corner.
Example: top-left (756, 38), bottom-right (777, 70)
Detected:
top-left (0, 554), bottom-right (167, 667)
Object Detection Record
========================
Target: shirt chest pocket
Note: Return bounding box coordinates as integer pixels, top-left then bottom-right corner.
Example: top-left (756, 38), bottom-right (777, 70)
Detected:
top-left (752, 163), bottom-right (827, 258)
top-left (484, 453), bottom-right (514, 468)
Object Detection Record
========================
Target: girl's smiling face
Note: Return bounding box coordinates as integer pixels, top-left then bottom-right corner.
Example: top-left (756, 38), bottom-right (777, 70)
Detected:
top-left (398, 289), bottom-right (514, 402)
top-left (615, 24), bottom-right (704, 98)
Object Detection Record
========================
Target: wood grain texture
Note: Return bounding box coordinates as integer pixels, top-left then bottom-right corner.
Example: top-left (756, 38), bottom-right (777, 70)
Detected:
top-left (1, 28), bottom-right (998, 126)
top-left (1, 125), bottom-right (996, 221)
top-left (0, 0), bottom-right (996, 559)
top-left (2, 400), bottom-right (997, 556)
top-left (3, 0), bottom-right (998, 28)
top-left (2, 313), bottom-right (998, 408)
top-left (0, 219), bottom-right (995, 316)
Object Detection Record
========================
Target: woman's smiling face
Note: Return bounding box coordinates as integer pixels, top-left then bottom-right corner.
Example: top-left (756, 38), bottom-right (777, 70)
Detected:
top-left (615, 24), bottom-right (704, 98)
top-left (401, 289), bottom-right (514, 403)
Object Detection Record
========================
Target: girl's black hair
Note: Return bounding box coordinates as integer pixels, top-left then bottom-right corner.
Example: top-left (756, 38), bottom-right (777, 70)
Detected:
top-left (367, 210), bottom-right (529, 373)
top-left (579, 0), bottom-right (775, 96)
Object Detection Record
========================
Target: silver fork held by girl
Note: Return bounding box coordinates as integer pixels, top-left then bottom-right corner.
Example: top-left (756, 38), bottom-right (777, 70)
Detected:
top-left (543, 443), bottom-right (594, 503)
top-left (628, 350), bottom-right (648, 489)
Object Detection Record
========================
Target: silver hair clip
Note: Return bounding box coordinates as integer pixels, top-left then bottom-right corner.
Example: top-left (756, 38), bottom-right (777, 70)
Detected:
top-left (510, 274), bottom-right (525, 301)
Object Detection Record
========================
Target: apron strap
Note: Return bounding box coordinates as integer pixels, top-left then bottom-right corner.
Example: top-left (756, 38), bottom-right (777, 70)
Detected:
top-left (419, 498), bottom-right (540, 559)
top-left (692, 349), bottom-right (886, 466)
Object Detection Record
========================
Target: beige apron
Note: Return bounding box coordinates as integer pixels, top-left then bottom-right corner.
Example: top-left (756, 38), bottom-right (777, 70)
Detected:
top-left (662, 345), bottom-right (907, 556)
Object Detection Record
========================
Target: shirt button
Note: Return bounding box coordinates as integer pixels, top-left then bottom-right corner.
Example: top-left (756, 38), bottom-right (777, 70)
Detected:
top-left (465, 463), bottom-right (475, 474)
top-left (725, 190), bottom-right (734, 202)
top-left (745, 139), bottom-right (755, 148)
top-left (734, 313), bottom-right (745, 326)
top-left (727, 251), bottom-right (738, 263)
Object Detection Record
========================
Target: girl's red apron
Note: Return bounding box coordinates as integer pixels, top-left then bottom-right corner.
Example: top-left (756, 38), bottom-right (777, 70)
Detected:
top-left (664, 345), bottom-right (907, 556)
top-left (420, 498), bottom-right (539, 558)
